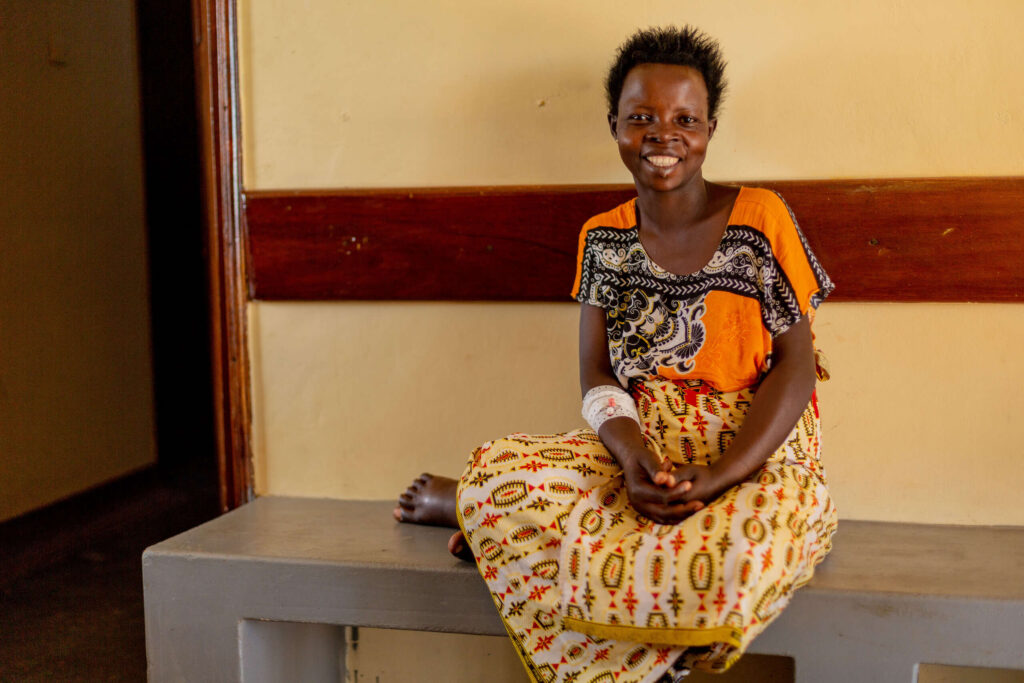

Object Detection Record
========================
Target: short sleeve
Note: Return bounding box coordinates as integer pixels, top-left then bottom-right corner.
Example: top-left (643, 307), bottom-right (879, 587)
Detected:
top-left (570, 224), bottom-right (620, 310)
top-left (761, 192), bottom-right (835, 337)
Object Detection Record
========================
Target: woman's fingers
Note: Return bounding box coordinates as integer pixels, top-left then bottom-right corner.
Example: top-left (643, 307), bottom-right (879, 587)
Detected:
top-left (626, 460), bottom-right (707, 516)
top-left (669, 464), bottom-right (698, 480)
top-left (656, 459), bottom-right (676, 486)
top-left (630, 476), bottom-right (692, 504)
top-left (637, 498), bottom-right (704, 525)
top-left (667, 499), bottom-right (704, 522)
top-left (628, 480), bottom-right (673, 505)
top-left (635, 478), bottom-right (695, 507)
top-left (627, 462), bottom-right (711, 523)
top-left (652, 470), bottom-right (674, 486)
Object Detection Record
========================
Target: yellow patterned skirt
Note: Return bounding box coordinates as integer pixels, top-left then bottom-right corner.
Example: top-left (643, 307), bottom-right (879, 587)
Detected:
top-left (456, 379), bottom-right (837, 682)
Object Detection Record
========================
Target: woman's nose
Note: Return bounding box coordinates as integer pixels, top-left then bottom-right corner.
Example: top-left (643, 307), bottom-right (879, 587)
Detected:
top-left (645, 121), bottom-right (679, 142)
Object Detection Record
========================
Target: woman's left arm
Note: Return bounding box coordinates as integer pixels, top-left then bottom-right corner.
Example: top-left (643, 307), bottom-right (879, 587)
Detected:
top-left (672, 315), bottom-right (818, 503)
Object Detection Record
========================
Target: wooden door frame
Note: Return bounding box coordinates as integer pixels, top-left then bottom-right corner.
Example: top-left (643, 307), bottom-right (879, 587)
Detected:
top-left (193, 0), bottom-right (251, 510)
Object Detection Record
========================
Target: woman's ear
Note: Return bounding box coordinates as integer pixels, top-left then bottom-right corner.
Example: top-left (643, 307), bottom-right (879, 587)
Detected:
top-left (708, 118), bottom-right (718, 140)
top-left (608, 113), bottom-right (618, 138)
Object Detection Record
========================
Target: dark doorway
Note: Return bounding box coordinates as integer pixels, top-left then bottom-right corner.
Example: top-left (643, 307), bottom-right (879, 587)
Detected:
top-left (0, 2), bottom-right (219, 678)
top-left (137, 0), bottom-right (218, 488)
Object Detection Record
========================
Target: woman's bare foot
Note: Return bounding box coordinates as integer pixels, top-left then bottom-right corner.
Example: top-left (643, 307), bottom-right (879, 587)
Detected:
top-left (394, 473), bottom-right (459, 528)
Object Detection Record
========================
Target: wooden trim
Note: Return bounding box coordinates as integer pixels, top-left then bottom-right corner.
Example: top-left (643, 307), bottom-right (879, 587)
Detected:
top-left (245, 177), bottom-right (1024, 303)
top-left (748, 177), bottom-right (1024, 302)
top-left (194, 0), bottom-right (251, 510)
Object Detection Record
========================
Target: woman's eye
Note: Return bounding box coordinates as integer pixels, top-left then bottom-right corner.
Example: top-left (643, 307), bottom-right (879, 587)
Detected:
top-left (679, 116), bottom-right (697, 125)
top-left (628, 114), bottom-right (651, 122)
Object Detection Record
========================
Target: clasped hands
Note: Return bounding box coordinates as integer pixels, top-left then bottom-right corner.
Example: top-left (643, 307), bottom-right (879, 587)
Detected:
top-left (621, 450), bottom-right (726, 525)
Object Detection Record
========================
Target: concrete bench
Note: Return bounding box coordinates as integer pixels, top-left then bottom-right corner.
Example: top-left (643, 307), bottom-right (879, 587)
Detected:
top-left (143, 497), bottom-right (1024, 682)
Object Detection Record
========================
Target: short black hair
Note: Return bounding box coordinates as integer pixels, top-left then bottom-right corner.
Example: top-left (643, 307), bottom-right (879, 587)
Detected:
top-left (605, 26), bottom-right (728, 119)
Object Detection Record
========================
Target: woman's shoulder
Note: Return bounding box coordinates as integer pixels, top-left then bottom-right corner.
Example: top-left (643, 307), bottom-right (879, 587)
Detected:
top-left (581, 198), bottom-right (638, 234)
top-left (729, 186), bottom-right (799, 238)
top-left (732, 186), bottom-right (791, 216)
top-left (571, 197), bottom-right (639, 298)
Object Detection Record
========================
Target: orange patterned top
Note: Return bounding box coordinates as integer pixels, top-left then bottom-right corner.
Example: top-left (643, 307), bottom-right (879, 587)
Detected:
top-left (570, 187), bottom-right (833, 392)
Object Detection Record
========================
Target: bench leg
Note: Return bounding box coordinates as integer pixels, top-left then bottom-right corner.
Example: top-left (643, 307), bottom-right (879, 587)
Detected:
top-left (749, 591), bottom-right (1024, 682)
top-left (145, 552), bottom-right (349, 682)
top-left (144, 553), bottom-right (244, 681)
top-left (792, 653), bottom-right (917, 683)
top-left (239, 620), bottom-right (345, 683)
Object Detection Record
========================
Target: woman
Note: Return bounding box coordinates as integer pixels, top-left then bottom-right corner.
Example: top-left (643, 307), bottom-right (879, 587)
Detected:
top-left (397, 26), bottom-right (837, 682)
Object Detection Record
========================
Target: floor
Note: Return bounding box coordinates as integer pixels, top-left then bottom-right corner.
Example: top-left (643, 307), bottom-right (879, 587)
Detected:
top-left (0, 465), bottom-right (218, 682)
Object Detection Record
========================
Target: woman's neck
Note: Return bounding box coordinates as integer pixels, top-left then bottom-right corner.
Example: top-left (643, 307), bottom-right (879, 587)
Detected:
top-left (635, 176), bottom-right (709, 234)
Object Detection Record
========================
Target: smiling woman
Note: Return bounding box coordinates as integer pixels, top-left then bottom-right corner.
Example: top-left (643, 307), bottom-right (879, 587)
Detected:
top-left (397, 26), bottom-right (837, 682)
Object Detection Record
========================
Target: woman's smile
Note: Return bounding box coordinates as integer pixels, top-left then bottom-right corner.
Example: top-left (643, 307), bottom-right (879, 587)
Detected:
top-left (644, 154), bottom-right (681, 169)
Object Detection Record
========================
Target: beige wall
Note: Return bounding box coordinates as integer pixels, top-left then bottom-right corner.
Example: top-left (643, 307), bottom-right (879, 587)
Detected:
top-left (239, 0), bottom-right (1023, 189)
top-left (250, 301), bottom-right (1024, 526)
top-left (241, 0), bottom-right (1023, 526)
top-left (0, 0), bottom-right (155, 521)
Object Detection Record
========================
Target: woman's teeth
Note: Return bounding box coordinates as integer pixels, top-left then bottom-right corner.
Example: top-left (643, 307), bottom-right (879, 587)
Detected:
top-left (645, 155), bottom-right (679, 168)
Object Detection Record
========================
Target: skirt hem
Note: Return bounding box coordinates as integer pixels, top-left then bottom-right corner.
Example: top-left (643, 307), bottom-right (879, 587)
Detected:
top-left (561, 617), bottom-right (742, 650)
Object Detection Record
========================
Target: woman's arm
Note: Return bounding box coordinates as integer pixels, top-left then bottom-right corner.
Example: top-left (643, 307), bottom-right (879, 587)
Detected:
top-left (579, 303), bottom-right (703, 524)
top-left (671, 315), bottom-right (818, 503)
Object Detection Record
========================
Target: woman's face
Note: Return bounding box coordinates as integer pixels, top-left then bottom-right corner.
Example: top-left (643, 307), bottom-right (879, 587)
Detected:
top-left (610, 63), bottom-right (717, 194)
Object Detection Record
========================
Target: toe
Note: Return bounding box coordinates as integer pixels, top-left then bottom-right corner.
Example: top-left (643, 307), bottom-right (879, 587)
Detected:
top-left (447, 531), bottom-right (463, 554)
top-left (447, 531), bottom-right (473, 561)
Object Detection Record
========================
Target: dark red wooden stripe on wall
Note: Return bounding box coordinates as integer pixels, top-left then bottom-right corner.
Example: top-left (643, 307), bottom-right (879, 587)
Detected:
top-left (245, 177), bottom-right (1024, 302)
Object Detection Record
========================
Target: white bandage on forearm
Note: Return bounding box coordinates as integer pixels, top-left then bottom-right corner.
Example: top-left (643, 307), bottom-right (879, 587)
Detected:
top-left (582, 385), bottom-right (640, 433)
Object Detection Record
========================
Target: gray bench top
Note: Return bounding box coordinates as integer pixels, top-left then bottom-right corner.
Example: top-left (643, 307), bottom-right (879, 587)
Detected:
top-left (147, 496), bottom-right (1024, 601)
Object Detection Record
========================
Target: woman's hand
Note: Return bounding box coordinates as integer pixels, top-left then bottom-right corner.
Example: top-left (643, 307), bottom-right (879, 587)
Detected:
top-left (664, 463), bottom-right (731, 506)
top-left (620, 449), bottom-right (705, 525)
